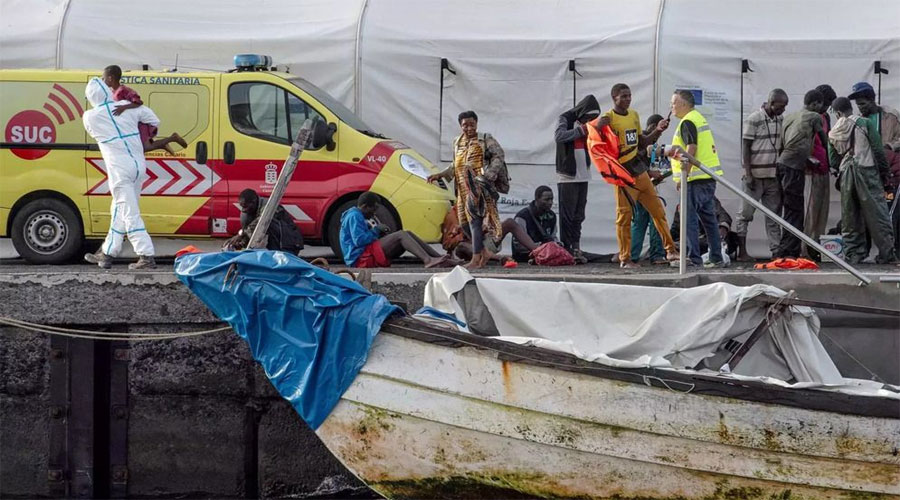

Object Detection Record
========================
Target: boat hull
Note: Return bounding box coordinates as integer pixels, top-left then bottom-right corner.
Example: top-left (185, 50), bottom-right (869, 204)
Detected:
top-left (316, 333), bottom-right (900, 499)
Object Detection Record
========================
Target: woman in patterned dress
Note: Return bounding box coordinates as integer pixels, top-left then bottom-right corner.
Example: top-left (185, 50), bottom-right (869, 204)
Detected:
top-left (429, 111), bottom-right (505, 268)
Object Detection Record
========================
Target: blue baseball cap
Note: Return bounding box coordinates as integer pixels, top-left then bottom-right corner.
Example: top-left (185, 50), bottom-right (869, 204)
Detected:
top-left (848, 81), bottom-right (876, 100)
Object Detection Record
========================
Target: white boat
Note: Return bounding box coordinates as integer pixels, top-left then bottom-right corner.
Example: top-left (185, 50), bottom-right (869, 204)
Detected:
top-left (314, 271), bottom-right (900, 499)
top-left (176, 253), bottom-right (900, 499)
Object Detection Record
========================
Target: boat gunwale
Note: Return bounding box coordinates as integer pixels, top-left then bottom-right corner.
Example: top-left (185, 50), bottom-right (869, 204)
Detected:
top-left (380, 316), bottom-right (900, 420)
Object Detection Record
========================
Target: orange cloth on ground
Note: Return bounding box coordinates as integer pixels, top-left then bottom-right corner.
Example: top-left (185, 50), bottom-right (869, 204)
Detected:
top-left (754, 258), bottom-right (819, 270)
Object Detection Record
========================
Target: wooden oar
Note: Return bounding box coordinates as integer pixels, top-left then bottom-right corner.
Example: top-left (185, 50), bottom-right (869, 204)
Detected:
top-left (247, 119), bottom-right (315, 249)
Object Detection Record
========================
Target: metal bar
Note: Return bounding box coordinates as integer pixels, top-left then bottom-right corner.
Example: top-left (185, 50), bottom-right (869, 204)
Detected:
top-left (108, 342), bottom-right (129, 498)
top-left (727, 296), bottom-right (791, 370)
top-left (247, 119), bottom-right (314, 249)
top-left (751, 295), bottom-right (899, 317)
top-left (48, 336), bottom-right (69, 497)
top-left (670, 148), bottom-right (871, 285)
top-left (679, 160), bottom-right (687, 274)
top-left (69, 339), bottom-right (95, 498)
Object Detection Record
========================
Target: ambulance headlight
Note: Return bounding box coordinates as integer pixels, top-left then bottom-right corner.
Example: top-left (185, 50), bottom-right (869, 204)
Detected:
top-left (399, 154), bottom-right (431, 180)
top-left (234, 54), bottom-right (273, 71)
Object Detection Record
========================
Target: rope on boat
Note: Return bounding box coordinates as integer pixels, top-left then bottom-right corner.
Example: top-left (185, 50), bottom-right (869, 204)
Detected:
top-left (817, 329), bottom-right (885, 384)
top-left (0, 316), bottom-right (230, 341)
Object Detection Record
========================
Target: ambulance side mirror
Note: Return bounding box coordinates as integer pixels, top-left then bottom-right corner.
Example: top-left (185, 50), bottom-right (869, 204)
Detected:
top-left (310, 119), bottom-right (337, 151)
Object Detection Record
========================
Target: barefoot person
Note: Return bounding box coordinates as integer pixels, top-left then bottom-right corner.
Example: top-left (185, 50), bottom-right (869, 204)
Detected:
top-left (428, 111), bottom-right (506, 269)
top-left (103, 65), bottom-right (188, 155)
top-left (339, 192), bottom-right (457, 268)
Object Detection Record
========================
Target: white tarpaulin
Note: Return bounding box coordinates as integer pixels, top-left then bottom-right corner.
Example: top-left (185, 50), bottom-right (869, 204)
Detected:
top-left (423, 267), bottom-right (899, 397)
top-left (2, 0), bottom-right (899, 254)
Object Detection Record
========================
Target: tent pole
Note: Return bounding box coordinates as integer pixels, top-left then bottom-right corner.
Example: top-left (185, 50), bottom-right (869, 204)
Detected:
top-left (569, 60), bottom-right (576, 106)
top-left (55, 0), bottom-right (73, 69)
top-left (353, 0), bottom-right (370, 113)
top-left (874, 61), bottom-right (888, 105)
top-left (652, 0), bottom-right (666, 114)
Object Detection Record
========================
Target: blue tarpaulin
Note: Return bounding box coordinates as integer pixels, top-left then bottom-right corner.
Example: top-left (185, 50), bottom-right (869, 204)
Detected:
top-left (175, 250), bottom-right (400, 429)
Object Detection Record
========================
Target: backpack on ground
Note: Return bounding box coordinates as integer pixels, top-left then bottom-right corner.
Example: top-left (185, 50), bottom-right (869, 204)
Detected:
top-left (530, 241), bottom-right (575, 266)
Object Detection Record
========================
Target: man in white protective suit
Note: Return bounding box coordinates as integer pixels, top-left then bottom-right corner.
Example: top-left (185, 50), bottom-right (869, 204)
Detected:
top-left (82, 77), bottom-right (158, 269)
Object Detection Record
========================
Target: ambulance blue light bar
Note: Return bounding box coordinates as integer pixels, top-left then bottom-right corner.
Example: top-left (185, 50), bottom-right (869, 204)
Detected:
top-left (234, 54), bottom-right (273, 71)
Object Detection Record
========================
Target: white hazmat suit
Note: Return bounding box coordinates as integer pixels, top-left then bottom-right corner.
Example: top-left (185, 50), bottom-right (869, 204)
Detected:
top-left (83, 77), bottom-right (157, 257)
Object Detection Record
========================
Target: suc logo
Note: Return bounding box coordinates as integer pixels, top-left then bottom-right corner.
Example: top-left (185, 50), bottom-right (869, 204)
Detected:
top-left (5, 84), bottom-right (83, 160)
top-left (5, 110), bottom-right (55, 160)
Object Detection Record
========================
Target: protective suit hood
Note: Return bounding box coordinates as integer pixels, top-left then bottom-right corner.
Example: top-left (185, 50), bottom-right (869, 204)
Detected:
top-left (86, 77), bottom-right (113, 108)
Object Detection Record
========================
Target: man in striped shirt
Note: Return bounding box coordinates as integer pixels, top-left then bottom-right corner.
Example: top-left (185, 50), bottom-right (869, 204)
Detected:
top-left (734, 89), bottom-right (788, 260)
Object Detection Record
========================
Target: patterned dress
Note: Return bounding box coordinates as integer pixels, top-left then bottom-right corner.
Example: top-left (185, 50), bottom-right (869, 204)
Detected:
top-left (453, 135), bottom-right (502, 242)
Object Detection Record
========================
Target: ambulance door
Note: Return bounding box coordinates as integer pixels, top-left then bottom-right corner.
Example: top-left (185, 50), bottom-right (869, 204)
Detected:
top-left (213, 78), bottom-right (339, 238)
top-left (85, 76), bottom-right (216, 237)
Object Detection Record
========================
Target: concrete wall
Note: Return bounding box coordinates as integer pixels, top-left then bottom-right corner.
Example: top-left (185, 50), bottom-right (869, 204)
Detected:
top-left (0, 272), bottom-right (372, 499)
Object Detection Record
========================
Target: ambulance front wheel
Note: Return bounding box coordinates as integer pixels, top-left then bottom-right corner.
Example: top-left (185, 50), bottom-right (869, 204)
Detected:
top-left (11, 198), bottom-right (84, 265)
top-left (327, 198), bottom-right (399, 260)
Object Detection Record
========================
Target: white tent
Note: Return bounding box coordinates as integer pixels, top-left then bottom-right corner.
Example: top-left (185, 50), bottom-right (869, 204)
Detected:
top-left (2, 0), bottom-right (898, 254)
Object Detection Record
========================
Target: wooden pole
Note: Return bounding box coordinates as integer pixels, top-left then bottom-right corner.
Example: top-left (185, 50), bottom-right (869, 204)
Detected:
top-left (248, 119), bottom-right (315, 249)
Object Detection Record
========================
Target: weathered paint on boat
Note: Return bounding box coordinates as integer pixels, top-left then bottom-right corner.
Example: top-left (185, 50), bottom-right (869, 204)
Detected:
top-left (316, 333), bottom-right (900, 499)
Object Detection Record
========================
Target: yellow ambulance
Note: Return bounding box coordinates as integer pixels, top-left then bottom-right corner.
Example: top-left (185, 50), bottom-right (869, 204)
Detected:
top-left (0, 55), bottom-right (453, 264)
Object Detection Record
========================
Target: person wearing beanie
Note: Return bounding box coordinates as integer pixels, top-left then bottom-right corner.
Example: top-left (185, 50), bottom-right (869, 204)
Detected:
top-left (849, 81), bottom-right (900, 152)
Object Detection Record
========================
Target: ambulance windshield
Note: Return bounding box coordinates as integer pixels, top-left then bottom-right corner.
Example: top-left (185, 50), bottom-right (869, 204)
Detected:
top-left (288, 77), bottom-right (384, 139)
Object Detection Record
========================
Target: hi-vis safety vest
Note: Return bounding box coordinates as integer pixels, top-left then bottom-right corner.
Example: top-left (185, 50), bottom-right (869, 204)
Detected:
top-left (586, 118), bottom-right (636, 188)
top-left (671, 109), bottom-right (723, 182)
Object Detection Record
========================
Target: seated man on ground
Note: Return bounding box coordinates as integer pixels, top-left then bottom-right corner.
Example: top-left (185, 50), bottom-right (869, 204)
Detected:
top-left (512, 185), bottom-right (559, 262)
top-left (222, 188), bottom-right (304, 254)
top-left (340, 192), bottom-right (457, 268)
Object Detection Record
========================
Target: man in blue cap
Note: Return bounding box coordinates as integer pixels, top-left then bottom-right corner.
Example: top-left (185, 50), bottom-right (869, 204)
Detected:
top-left (849, 82), bottom-right (900, 257)
top-left (849, 82), bottom-right (900, 153)
top-left (828, 97), bottom-right (897, 264)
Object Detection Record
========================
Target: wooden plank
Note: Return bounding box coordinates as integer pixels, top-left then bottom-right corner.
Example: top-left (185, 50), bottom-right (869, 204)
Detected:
top-left (247, 119), bottom-right (315, 249)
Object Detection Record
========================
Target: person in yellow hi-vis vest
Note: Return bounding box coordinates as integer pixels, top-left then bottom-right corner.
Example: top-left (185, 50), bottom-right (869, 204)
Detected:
top-left (670, 89), bottom-right (727, 267)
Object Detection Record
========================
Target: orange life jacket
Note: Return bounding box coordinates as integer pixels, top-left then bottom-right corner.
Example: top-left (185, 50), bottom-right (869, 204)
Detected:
top-left (586, 118), bottom-right (637, 188)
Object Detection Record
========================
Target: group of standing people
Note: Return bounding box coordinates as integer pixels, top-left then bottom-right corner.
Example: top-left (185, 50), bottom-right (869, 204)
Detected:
top-left (737, 82), bottom-right (900, 265)
top-left (418, 79), bottom-right (900, 270)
